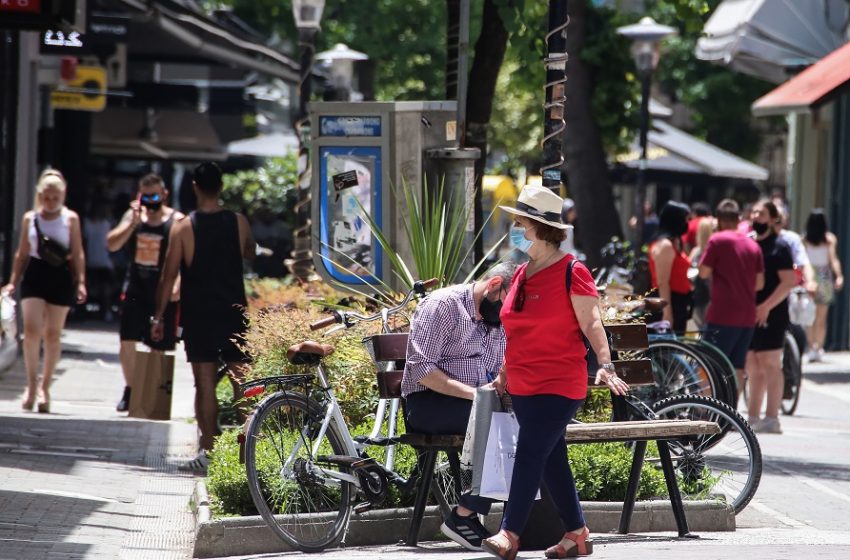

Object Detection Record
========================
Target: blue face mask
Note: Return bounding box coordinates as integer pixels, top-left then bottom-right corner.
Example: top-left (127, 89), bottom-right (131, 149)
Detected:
top-left (510, 226), bottom-right (533, 253)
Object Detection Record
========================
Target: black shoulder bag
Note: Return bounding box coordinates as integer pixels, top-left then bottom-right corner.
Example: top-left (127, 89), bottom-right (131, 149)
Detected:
top-left (33, 215), bottom-right (70, 267)
top-left (566, 258), bottom-right (612, 376)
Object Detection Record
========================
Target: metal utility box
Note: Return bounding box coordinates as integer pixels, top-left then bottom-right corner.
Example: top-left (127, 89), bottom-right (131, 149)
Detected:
top-left (310, 101), bottom-right (458, 289)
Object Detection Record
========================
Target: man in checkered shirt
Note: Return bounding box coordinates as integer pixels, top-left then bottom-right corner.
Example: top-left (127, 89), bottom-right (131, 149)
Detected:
top-left (401, 262), bottom-right (516, 552)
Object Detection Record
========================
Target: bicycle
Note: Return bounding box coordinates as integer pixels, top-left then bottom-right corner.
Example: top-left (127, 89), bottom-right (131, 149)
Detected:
top-left (611, 389), bottom-right (761, 515)
top-left (238, 279), bottom-right (464, 552)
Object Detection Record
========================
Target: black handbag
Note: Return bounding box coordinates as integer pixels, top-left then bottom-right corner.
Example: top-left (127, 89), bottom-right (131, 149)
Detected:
top-left (33, 215), bottom-right (70, 267)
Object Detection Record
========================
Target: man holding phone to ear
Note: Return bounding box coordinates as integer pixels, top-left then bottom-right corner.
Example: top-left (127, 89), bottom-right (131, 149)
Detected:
top-left (107, 173), bottom-right (183, 412)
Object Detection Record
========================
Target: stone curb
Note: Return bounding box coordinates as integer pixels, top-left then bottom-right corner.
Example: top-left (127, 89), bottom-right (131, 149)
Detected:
top-left (191, 481), bottom-right (735, 558)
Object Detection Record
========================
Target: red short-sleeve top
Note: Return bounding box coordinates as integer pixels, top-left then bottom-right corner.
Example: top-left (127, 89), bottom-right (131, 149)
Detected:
top-left (499, 254), bottom-right (598, 399)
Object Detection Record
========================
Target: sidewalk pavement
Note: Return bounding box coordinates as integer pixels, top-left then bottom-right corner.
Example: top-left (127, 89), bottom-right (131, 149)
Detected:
top-left (0, 323), bottom-right (200, 560)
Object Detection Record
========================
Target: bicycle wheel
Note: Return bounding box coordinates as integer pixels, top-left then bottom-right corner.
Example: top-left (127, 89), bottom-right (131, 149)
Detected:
top-left (651, 394), bottom-right (762, 514)
top-left (679, 337), bottom-right (737, 409)
top-left (244, 391), bottom-right (352, 552)
top-left (632, 340), bottom-right (719, 405)
top-left (781, 331), bottom-right (802, 416)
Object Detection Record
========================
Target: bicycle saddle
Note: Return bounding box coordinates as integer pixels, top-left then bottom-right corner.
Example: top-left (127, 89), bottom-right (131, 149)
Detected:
top-left (287, 341), bottom-right (335, 365)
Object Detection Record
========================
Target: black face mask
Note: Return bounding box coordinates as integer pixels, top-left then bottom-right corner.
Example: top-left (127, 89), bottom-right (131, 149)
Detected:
top-left (752, 222), bottom-right (770, 235)
top-left (479, 296), bottom-right (503, 327)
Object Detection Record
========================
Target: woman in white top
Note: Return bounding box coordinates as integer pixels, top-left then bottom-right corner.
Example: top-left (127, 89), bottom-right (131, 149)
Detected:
top-left (1, 169), bottom-right (86, 412)
top-left (803, 209), bottom-right (844, 362)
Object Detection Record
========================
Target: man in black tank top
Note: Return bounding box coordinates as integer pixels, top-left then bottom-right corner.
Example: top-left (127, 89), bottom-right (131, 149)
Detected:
top-left (152, 162), bottom-right (255, 472)
top-left (107, 174), bottom-right (183, 413)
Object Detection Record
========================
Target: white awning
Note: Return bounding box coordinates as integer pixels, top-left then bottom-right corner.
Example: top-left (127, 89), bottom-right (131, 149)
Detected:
top-left (227, 132), bottom-right (299, 158)
top-left (696, 0), bottom-right (848, 83)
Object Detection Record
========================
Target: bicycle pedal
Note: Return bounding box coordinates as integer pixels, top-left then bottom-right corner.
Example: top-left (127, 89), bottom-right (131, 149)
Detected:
top-left (353, 502), bottom-right (373, 514)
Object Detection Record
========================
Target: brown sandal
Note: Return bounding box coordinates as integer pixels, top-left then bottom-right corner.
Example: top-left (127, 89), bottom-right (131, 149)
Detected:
top-left (482, 530), bottom-right (520, 560)
top-left (545, 526), bottom-right (593, 558)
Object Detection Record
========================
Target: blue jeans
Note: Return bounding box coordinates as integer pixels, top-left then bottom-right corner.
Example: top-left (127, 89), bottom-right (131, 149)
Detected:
top-left (502, 394), bottom-right (585, 535)
top-left (705, 324), bottom-right (754, 369)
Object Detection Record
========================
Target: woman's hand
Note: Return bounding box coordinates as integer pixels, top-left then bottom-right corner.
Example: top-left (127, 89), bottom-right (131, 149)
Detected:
top-left (594, 367), bottom-right (630, 396)
top-left (76, 284), bottom-right (87, 304)
top-left (835, 276), bottom-right (844, 292)
top-left (492, 374), bottom-right (506, 397)
top-left (1, 284), bottom-right (14, 296)
top-left (150, 321), bottom-right (164, 342)
top-left (755, 302), bottom-right (770, 327)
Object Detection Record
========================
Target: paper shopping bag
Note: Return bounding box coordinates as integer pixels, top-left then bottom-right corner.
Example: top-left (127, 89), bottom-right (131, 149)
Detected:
top-left (128, 350), bottom-right (174, 421)
top-left (462, 387), bottom-right (503, 495)
top-left (479, 411), bottom-right (520, 501)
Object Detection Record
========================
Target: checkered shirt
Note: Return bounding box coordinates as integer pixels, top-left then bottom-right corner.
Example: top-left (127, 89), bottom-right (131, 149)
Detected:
top-left (401, 283), bottom-right (506, 397)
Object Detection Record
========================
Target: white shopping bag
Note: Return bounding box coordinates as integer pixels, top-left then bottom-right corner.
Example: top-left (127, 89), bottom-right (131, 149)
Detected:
top-left (789, 288), bottom-right (816, 327)
top-left (479, 411), bottom-right (540, 501)
top-left (462, 387), bottom-right (502, 495)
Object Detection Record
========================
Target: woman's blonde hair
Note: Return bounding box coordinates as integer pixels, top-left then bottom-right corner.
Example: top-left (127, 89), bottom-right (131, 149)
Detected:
top-left (33, 168), bottom-right (67, 211)
top-left (696, 217), bottom-right (715, 250)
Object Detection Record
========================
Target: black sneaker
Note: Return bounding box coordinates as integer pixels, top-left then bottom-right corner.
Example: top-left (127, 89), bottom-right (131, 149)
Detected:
top-left (116, 386), bottom-right (131, 412)
top-left (440, 507), bottom-right (489, 551)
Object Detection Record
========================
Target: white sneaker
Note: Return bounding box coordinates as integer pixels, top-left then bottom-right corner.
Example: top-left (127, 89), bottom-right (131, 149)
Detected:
top-left (807, 349), bottom-right (822, 363)
top-left (753, 417), bottom-right (782, 434)
top-left (178, 449), bottom-right (210, 474)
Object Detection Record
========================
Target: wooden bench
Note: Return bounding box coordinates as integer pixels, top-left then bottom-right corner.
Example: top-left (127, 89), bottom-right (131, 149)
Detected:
top-left (370, 325), bottom-right (720, 546)
top-left (564, 323), bottom-right (721, 538)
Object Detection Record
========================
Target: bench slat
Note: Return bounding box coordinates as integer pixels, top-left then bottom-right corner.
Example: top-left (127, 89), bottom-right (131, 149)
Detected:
top-left (399, 433), bottom-right (465, 448)
top-left (606, 323), bottom-right (649, 351)
top-left (565, 420), bottom-right (720, 443)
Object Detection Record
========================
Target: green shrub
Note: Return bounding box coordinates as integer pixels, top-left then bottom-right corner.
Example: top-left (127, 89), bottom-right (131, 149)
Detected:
top-left (207, 426), bottom-right (674, 517)
top-left (570, 442), bottom-right (666, 501)
top-left (207, 430), bottom-right (256, 518)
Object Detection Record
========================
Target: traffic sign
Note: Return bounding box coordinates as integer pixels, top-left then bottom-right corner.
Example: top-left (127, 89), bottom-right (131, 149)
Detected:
top-left (50, 65), bottom-right (106, 112)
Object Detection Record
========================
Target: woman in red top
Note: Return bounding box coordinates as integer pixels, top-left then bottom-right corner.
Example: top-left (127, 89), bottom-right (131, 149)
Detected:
top-left (482, 186), bottom-right (629, 560)
top-left (648, 201), bottom-right (692, 333)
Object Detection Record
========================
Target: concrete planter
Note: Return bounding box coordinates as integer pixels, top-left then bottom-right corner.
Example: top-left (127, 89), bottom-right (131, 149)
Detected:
top-left (191, 482), bottom-right (734, 558)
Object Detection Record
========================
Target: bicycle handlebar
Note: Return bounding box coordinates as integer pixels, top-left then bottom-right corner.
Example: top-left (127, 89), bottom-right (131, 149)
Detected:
top-left (309, 278), bottom-right (438, 331)
top-left (309, 314), bottom-right (340, 331)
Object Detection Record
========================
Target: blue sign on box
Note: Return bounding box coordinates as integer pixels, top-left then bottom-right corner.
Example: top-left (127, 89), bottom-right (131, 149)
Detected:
top-left (320, 116), bottom-right (382, 137)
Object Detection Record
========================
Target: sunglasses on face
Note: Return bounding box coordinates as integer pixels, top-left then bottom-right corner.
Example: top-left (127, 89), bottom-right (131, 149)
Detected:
top-left (512, 278), bottom-right (527, 312)
top-left (140, 193), bottom-right (163, 204)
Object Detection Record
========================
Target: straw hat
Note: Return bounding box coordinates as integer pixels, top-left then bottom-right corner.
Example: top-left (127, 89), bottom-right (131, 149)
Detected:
top-left (499, 184), bottom-right (568, 230)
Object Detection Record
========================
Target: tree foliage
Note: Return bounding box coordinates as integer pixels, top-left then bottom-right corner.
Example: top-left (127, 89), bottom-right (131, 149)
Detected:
top-left (221, 155), bottom-right (299, 218)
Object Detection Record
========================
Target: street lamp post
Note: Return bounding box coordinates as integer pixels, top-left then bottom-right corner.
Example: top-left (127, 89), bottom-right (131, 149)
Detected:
top-left (315, 43), bottom-right (368, 101)
top-left (616, 16), bottom-right (675, 246)
top-left (289, 0), bottom-right (325, 282)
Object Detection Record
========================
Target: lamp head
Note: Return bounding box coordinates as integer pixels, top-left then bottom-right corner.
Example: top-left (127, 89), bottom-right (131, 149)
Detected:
top-left (616, 17), bottom-right (676, 75)
top-left (292, 0), bottom-right (326, 33)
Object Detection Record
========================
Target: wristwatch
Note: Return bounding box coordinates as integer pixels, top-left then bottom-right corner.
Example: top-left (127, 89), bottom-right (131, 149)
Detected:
top-left (150, 316), bottom-right (162, 326)
top-left (601, 363), bottom-right (616, 373)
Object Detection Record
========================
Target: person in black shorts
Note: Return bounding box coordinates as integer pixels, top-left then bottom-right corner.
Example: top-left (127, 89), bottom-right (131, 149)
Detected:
top-left (107, 174), bottom-right (183, 412)
top-left (2, 169), bottom-right (87, 413)
top-left (746, 200), bottom-right (796, 434)
top-left (151, 162), bottom-right (255, 472)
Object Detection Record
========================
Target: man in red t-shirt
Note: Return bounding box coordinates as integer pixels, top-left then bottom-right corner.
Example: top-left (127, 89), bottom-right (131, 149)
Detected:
top-left (699, 199), bottom-right (765, 398)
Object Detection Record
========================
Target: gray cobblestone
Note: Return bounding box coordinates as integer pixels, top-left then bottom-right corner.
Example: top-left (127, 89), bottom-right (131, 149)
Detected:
top-left (0, 325), bottom-right (198, 559)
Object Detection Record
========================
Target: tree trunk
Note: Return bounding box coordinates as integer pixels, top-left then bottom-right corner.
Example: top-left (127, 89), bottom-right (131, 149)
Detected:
top-left (563, 0), bottom-right (622, 268)
top-left (466, 0), bottom-right (509, 264)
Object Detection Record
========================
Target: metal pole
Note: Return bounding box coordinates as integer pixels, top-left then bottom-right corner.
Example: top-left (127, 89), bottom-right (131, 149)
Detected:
top-left (457, 0), bottom-right (470, 148)
top-left (289, 29), bottom-right (318, 282)
top-left (541, 0), bottom-right (569, 193)
top-left (635, 71), bottom-right (650, 246)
